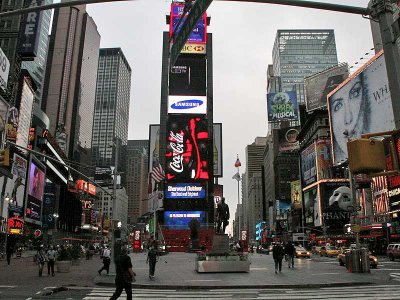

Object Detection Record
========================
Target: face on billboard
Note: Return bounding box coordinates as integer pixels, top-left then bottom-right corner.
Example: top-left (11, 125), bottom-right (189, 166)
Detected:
top-left (165, 115), bottom-right (209, 181)
top-left (29, 162), bottom-right (44, 200)
top-left (169, 57), bottom-right (206, 96)
top-left (322, 182), bottom-right (352, 229)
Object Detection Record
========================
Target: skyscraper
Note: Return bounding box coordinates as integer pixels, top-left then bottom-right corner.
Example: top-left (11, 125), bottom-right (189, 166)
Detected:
top-left (272, 30), bottom-right (338, 103)
top-left (91, 48), bottom-right (131, 181)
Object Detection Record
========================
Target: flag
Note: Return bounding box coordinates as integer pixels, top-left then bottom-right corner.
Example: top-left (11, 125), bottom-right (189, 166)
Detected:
top-left (232, 172), bottom-right (241, 181)
top-left (234, 156), bottom-right (241, 168)
top-left (151, 163), bottom-right (165, 183)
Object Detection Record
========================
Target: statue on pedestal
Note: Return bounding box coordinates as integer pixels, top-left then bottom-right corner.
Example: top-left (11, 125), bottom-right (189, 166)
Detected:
top-left (216, 197), bottom-right (230, 234)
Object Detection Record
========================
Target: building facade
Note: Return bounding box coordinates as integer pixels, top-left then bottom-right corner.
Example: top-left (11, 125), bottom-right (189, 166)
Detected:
top-left (97, 186), bottom-right (128, 227)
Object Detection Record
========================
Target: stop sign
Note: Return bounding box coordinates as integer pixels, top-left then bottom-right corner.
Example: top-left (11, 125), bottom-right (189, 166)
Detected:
top-left (34, 229), bottom-right (42, 237)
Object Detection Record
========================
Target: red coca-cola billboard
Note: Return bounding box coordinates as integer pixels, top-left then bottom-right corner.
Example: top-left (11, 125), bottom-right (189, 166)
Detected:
top-left (165, 115), bottom-right (209, 181)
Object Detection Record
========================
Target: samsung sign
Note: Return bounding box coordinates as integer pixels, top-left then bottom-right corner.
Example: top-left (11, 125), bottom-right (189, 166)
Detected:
top-left (168, 96), bottom-right (207, 114)
top-left (19, 0), bottom-right (43, 59)
top-left (166, 183), bottom-right (206, 199)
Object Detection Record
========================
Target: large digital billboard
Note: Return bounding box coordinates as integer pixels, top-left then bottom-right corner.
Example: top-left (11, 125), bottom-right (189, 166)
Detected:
top-left (328, 52), bottom-right (395, 165)
top-left (42, 179), bottom-right (57, 229)
top-left (316, 139), bottom-right (333, 181)
top-left (300, 142), bottom-right (316, 186)
top-left (371, 176), bottom-right (389, 216)
top-left (164, 211), bottom-right (206, 229)
top-left (303, 187), bottom-right (317, 226)
top-left (304, 63), bottom-right (349, 112)
top-left (169, 56), bottom-right (206, 96)
top-left (168, 95), bottom-right (207, 114)
top-left (278, 127), bottom-right (300, 152)
top-left (165, 115), bottom-right (209, 181)
top-left (267, 91), bottom-right (299, 123)
top-left (26, 161), bottom-right (45, 225)
top-left (387, 175), bottom-right (400, 214)
top-left (165, 183), bottom-right (206, 199)
top-left (213, 123), bottom-right (223, 177)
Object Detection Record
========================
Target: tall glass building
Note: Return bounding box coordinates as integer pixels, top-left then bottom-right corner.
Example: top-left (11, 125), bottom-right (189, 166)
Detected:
top-left (272, 30), bottom-right (338, 103)
top-left (91, 48), bottom-right (131, 178)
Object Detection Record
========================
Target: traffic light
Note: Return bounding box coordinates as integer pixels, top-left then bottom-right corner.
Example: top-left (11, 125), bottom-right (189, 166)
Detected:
top-left (0, 148), bottom-right (10, 167)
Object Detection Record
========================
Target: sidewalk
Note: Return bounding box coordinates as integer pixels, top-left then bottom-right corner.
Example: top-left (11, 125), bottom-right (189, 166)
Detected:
top-left (94, 252), bottom-right (388, 289)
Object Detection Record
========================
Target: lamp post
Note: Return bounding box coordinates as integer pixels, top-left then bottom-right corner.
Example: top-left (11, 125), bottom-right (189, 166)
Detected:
top-left (109, 139), bottom-right (119, 274)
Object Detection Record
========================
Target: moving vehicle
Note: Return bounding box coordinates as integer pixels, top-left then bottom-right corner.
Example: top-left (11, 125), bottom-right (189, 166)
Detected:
top-left (320, 246), bottom-right (340, 257)
top-left (337, 249), bottom-right (378, 268)
top-left (295, 246), bottom-right (310, 258)
top-left (387, 243), bottom-right (400, 261)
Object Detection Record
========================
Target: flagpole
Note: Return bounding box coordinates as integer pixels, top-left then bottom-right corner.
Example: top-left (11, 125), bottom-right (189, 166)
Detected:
top-left (234, 155), bottom-right (241, 241)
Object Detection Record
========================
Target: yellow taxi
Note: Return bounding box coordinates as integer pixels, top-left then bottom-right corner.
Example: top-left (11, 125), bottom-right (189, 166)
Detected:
top-left (337, 249), bottom-right (378, 268)
top-left (295, 246), bottom-right (311, 258)
top-left (319, 246), bottom-right (340, 257)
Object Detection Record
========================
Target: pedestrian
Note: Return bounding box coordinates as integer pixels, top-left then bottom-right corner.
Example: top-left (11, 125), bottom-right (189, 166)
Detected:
top-left (37, 245), bottom-right (47, 277)
top-left (146, 240), bottom-right (159, 280)
top-left (110, 246), bottom-right (136, 300)
top-left (272, 242), bottom-right (285, 274)
top-left (47, 245), bottom-right (57, 276)
top-left (98, 245), bottom-right (111, 275)
top-left (6, 242), bottom-right (14, 265)
top-left (285, 241), bottom-right (295, 269)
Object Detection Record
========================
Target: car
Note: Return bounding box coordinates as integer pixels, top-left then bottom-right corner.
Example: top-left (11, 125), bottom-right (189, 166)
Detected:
top-left (256, 245), bottom-right (270, 255)
top-left (295, 246), bottom-right (310, 258)
top-left (320, 246), bottom-right (340, 257)
top-left (337, 249), bottom-right (378, 268)
top-left (387, 243), bottom-right (400, 261)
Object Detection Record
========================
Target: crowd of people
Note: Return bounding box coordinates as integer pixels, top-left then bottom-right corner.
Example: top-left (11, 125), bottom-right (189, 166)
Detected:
top-left (272, 241), bottom-right (296, 274)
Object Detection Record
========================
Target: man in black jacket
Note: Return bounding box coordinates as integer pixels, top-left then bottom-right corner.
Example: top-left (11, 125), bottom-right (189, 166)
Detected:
top-left (110, 246), bottom-right (136, 300)
top-left (272, 243), bottom-right (285, 274)
top-left (285, 241), bottom-right (296, 269)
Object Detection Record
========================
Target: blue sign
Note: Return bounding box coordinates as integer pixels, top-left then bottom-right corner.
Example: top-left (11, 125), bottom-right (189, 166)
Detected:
top-left (164, 211), bottom-right (206, 229)
top-left (267, 91), bottom-right (299, 123)
top-left (171, 15), bottom-right (206, 44)
top-left (256, 221), bottom-right (267, 241)
top-left (171, 99), bottom-right (203, 110)
top-left (166, 183), bottom-right (206, 199)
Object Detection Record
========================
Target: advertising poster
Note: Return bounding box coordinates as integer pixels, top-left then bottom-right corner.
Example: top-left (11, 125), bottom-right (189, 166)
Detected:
top-left (25, 160), bottom-right (45, 225)
top-left (213, 184), bottom-right (223, 207)
top-left (0, 96), bottom-right (9, 133)
top-left (42, 178), bottom-right (57, 229)
top-left (303, 188), bottom-right (317, 225)
top-left (300, 142), bottom-right (316, 186)
top-left (148, 125), bottom-right (160, 174)
top-left (304, 63), bottom-right (349, 112)
top-left (164, 211), bottom-right (206, 229)
top-left (0, 47), bottom-right (10, 91)
top-left (169, 57), bottom-right (206, 96)
top-left (387, 175), bottom-right (400, 213)
top-left (290, 180), bottom-right (302, 210)
top-left (168, 95), bottom-right (207, 115)
top-left (276, 199), bottom-right (291, 220)
top-left (320, 181), bottom-right (352, 230)
top-left (371, 176), bottom-right (389, 217)
top-left (213, 123), bottom-right (223, 177)
top-left (328, 52), bottom-right (395, 165)
top-left (278, 127), bottom-right (300, 152)
top-left (165, 183), bottom-right (206, 199)
top-left (165, 115), bottom-right (209, 181)
top-left (316, 139), bottom-right (333, 180)
top-left (267, 91), bottom-right (299, 123)
top-left (6, 106), bottom-right (19, 141)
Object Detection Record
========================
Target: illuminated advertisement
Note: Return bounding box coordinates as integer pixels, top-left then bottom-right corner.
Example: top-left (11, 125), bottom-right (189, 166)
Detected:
top-left (213, 123), bottom-right (223, 177)
top-left (304, 63), bottom-right (349, 112)
top-left (149, 124), bottom-right (160, 174)
top-left (300, 142), bottom-right (316, 186)
top-left (328, 52), bottom-right (394, 165)
top-left (42, 179), bottom-right (57, 229)
top-left (8, 216), bottom-right (24, 234)
top-left (181, 43), bottom-right (206, 55)
top-left (371, 176), bottom-right (389, 216)
top-left (267, 91), bottom-right (299, 123)
top-left (75, 179), bottom-right (96, 196)
top-left (169, 3), bottom-right (207, 44)
top-left (290, 180), bottom-right (302, 210)
top-left (316, 139), bottom-right (333, 181)
top-left (165, 115), bottom-right (209, 181)
top-left (278, 127), bottom-right (300, 152)
top-left (168, 95), bottom-right (207, 114)
top-left (164, 211), bottom-right (206, 229)
top-left (321, 181), bottom-right (352, 229)
top-left (28, 162), bottom-right (45, 201)
top-left (303, 187), bottom-right (317, 226)
top-left (165, 183), bottom-right (206, 199)
top-left (387, 175), bottom-right (400, 213)
top-left (256, 221), bottom-right (267, 241)
top-left (169, 56), bottom-right (206, 96)
top-left (213, 184), bottom-right (223, 206)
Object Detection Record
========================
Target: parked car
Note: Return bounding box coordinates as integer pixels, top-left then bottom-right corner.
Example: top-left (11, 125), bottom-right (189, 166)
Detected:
top-left (295, 246), bottom-right (310, 258)
top-left (387, 243), bottom-right (400, 261)
top-left (338, 249), bottom-right (378, 268)
top-left (320, 246), bottom-right (340, 257)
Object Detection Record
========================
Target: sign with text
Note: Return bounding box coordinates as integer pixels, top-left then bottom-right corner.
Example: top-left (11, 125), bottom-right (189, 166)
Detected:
top-left (164, 211), bottom-right (206, 229)
top-left (181, 43), bottom-right (206, 54)
top-left (0, 47), bottom-right (10, 91)
top-left (165, 183), bottom-right (206, 199)
top-left (19, 0), bottom-right (43, 59)
top-left (168, 95), bottom-right (207, 114)
top-left (267, 91), bottom-right (299, 123)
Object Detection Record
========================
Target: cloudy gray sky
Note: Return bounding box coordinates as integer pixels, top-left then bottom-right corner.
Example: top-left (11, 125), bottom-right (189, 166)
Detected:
top-left (87, 0), bottom-right (373, 235)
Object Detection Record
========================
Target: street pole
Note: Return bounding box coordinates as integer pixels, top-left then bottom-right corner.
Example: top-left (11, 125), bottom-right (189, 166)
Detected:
top-left (110, 140), bottom-right (119, 273)
top-left (237, 175), bottom-right (240, 241)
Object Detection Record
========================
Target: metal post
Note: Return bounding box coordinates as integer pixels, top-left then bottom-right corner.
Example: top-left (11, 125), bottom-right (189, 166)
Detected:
top-left (237, 177), bottom-right (240, 240)
top-left (110, 140), bottom-right (119, 274)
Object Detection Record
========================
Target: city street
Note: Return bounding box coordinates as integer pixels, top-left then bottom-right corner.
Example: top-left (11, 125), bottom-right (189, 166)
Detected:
top-left (1, 251), bottom-right (400, 299)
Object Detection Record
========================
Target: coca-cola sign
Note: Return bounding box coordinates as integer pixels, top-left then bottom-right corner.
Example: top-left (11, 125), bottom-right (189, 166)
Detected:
top-left (166, 115), bottom-right (209, 181)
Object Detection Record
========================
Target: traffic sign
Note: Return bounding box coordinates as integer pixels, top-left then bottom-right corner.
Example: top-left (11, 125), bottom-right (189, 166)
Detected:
top-left (34, 229), bottom-right (42, 237)
top-left (170, 0), bottom-right (212, 68)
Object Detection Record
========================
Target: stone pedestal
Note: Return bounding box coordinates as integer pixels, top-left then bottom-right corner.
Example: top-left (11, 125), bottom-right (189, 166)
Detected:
top-left (212, 234), bottom-right (229, 254)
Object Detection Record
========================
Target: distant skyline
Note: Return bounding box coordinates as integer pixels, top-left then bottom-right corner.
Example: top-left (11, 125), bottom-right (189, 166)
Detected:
top-left (87, 0), bottom-right (374, 235)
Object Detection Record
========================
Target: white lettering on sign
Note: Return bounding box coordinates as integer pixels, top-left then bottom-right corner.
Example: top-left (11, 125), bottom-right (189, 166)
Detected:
top-left (169, 131), bottom-right (184, 173)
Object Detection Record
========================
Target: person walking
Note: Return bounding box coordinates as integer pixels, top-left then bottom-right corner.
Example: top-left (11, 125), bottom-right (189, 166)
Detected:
top-left (285, 241), bottom-right (296, 269)
top-left (98, 245), bottom-right (111, 275)
top-left (146, 240), bottom-right (159, 280)
top-left (47, 245), bottom-right (57, 276)
top-left (6, 242), bottom-right (14, 265)
top-left (272, 242), bottom-right (285, 274)
top-left (37, 245), bottom-right (47, 277)
top-left (110, 246), bottom-right (136, 300)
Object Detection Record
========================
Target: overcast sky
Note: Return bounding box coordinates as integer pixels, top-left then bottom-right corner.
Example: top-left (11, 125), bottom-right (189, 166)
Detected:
top-left (87, 0), bottom-right (374, 235)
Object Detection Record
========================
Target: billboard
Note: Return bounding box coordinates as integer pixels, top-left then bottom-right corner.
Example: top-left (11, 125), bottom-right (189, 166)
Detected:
top-left (164, 211), bottom-right (206, 229)
top-left (28, 161), bottom-right (45, 201)
top-left (328, 52), bottom-right (395, 165)
top-left (42, 179), bottom-right (57, 229)
top-left (213, 184), bottom-right (223, 206)
top-left (213, 123), bottom-right (223, 177)
top-left (19, 0), bottom-right (43, 59)
top-left (371, 176), bottom-right (389, 216)
top-left (290, 180), bottom-right (302, 210)
top-left (278, 127), bottom-right (300, 152)
top-left (0, 96), bottom-right (9, 134)
top-left (316, 139), bottom-right (333, 181)
top-left (94, 166), bottom-right (113, 185)
top-left (165, 183), bottom-right (206, 199)
top-left (168, 95), bottom-right (207, 114)
top-left (267, 91), bottom-right (299, 123)
top-left (148, 125), bottom-right (160, 174)
top-left (387, 175), bottom-right (400, 213)
top-left (169, 56), bottom-right (206, 96)
top-left (321, 181), bottom-right (352, 230)
top-left (165, 115), bottom-right (209, 181)
top-left (0, 47), bottom-right (10, 91)
top-left (304, 63), bottom-right (349, 112)
top-left (300, 142), bottom-right (316, 186)
top-left (303, 187), bottom-right (317, 226)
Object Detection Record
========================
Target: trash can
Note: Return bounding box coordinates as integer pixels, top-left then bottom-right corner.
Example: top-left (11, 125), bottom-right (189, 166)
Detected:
top-left (345, 252), bottom-right (352, 271)
top-left (360, 248), bottom-right (370, 273)
top-left (351, 249), bottom-right (361, 273)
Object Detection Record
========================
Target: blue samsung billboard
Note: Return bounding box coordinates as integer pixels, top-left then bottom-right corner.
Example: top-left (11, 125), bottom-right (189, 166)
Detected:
top-left (166, 183), bottom-right (206, 199)
top-left (164, 211), bottom-right (206, 229)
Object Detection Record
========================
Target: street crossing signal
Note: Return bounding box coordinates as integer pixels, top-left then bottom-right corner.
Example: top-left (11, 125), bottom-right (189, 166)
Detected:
top-left (0, 148), bottom-right (10, 167)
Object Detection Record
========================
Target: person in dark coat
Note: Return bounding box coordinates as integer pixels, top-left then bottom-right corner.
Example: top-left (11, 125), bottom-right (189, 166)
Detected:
top-left (146, 240), bottom-right (159, 280)
top-left (272, 243), bottom-right (285, 274)
top-left (285, 241), bottom-right (296, 269)
top-left (110, 246), bottom-right (135, 300)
